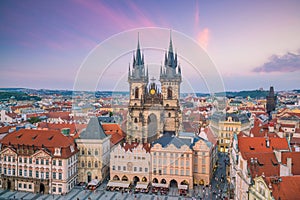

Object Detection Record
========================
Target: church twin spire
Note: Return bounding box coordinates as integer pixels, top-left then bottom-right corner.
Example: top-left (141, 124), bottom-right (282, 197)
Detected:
top-left (128, 31), bottom-right (181, 82)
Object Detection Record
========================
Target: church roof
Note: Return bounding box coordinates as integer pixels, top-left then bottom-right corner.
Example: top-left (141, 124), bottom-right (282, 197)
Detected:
top-left (79, 117), bottom-right (107, 140)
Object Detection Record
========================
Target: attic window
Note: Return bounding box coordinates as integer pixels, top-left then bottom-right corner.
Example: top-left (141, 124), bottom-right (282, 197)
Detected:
top-left (32, 135), bottom-right (38, 140)
top-left (17, 134), bottom-right (23, 139)
top-left (48, 136), bottom-right (54, 140)
top-left (249, 146), bottom-right (255, 150)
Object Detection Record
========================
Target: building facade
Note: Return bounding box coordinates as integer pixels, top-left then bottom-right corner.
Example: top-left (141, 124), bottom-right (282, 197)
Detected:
top-left (151, 132), bottom-right (213, 190)
top-left (127, 36), bottom-right (182, 143)
top-left (110, 143), bottom-right (151, 184)
top-left (76, 117), bottom-right (111, 184)
top-left (0, 129), bottom-right (78, 194)
top-left (210, 112), bottom-right (250, 152)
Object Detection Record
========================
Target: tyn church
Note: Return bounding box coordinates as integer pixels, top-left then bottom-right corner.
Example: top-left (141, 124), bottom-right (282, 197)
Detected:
top-left (127, 35), bottom-right (182, 142)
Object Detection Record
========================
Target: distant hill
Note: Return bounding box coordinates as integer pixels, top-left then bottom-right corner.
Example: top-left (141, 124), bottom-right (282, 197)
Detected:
top-left (0, 91), bottom-right (41, 101)
top-left (1, 88), bottom-right (298, 100)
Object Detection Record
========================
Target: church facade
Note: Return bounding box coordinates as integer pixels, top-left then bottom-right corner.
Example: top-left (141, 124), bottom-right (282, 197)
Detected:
top-left (127, 35), bottom-right (182, 142)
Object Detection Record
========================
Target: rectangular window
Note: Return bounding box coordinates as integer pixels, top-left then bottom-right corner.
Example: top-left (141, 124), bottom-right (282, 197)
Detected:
top-left (170, 169), bottom-right (173, 174)
top-left (19, 157), bottom-right (22, 163)
top-left (36, 171), bottom-right (39, 178)
top-left (202, 166), bottom-right (206, 174)
top-left (186, 170), bottom-right (190, 175)
top-left (24, 158), bottom-right (27, 163)
top-left (59, 173), bottom-right (62, 180)
top-left (18, 183), bottom-right (22, 188)
top-left (58, 160), bottom-right (62, 166)
top-left (12, 169), bottom-right (15, 175)
top-left (24, 170), bottom-right (27, 177)
top-left (175, 169), bottom-right (178, 175)
top-left (118, 166), bottom-right (121, 170)
top-left (112, 166), bottom-right (115, 170)
top-left (41, 159), bottom-right (44, 165)
top-left (123, 166), bottom-right (126, 171)
top-left (46, 172), bottom-right (49, 179)
top-left (139, 167), bottom-right (142, 172)
top-left (181, 160), bottom-right (184, 166)
top-left (186, 160), bottom-right (190, 166)
top-left (29, 170), bottom-right (32, 177)
top-left (145, 168), bottom-right (148, 172)
top-left (29, 158), bottom-right (32, 164)
top-left (4, 156), bottom-right (6, 161)
top-left (4, 168), bottom-right (6, 175)
top-left (53, 172), bottom-right (56, 179)
top-left (202, 158), bottom-right (206, 164)
top-left (8, 168), bottom-right (11, 175)
top-left (134, 167), bottom-right (137, 172)
top-left (24, 183), bottom-right (27, 189)
top-left (53, 187), bottom-right (56, 192)
top-left (19, 169), bottom-right (22, 176)
top-left (46, 160), bottom-right (49, 165)
top-left (36, 159), bottom-right (39, 164)
top-left (181, 170), bottom-right (184, 175)
top-left (8, 156), bottom-right (11, 162)
top-left (58, 187), bottom-right (62, 193)
top-left (53, 160), bottom-right (56, 166)
top-left (29, 184), bottom-right (32, 189)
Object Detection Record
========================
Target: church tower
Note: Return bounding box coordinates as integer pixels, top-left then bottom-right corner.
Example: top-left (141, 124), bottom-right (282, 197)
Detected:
top-left (127, 35), bottom-right (149, 142)
top-left (127, 33), bottom-right (182, 143)
top-left (160, 33), bottom-right (182, 133)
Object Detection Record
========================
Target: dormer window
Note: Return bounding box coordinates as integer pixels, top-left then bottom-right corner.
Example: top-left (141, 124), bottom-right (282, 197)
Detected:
top-left (70, 145), bottom-right (74, 153)
top-left (54, 148), bottom-right (61, 156)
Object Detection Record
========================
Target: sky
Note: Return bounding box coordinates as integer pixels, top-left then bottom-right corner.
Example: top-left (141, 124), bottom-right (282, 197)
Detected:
top-left (1, 0), bottom-right (300, 92)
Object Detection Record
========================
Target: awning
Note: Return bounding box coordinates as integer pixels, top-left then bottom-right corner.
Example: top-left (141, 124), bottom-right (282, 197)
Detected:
top-left (152, 183), bottom-right (168, 188)
top-left (107, 180), bottom-right (130, 188)
top-left (178, 185), bottom-right (188, 190)
top-left (135, 182), bottom-right (149, 189)
top-left (88, 179), bottom-right (100, 186)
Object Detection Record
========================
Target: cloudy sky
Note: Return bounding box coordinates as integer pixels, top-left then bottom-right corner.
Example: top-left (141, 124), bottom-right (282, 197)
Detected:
top-left (1, 0), bottom-right (300, 92)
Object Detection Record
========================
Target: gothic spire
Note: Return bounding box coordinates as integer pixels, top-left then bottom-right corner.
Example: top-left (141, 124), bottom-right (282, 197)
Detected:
top-left (136, 32), bottom-right (143, 66)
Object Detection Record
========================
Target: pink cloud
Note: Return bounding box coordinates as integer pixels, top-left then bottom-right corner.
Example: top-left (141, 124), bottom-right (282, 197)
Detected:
top-left (193, 1), bottom-right (210, 49)
top-left (197, 28), bottom-right (210, 49)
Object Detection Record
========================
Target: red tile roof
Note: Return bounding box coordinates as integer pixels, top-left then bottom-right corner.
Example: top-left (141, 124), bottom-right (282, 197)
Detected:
top-left (102, 123), bottom-right (125, 146)
top-left (281, 152), bottom-right (300, 175)
top-left (46, 111), bottom-right (71, 120)
top-left (245, 152), bottom-right (280, 178)
top-left (238, 137), bottom-right (289, 154)
top-left (265, 176), bottom-right (300, 200)
top-left (123, 142), bottom-right (151, 153)
top-left (1, 129), bottom-right (78, 158)
top-left (0, 126), bottom-right (14, 134)
top-left (204, 127), bottom-right (217, 145)
top-left (37, 122), bottom-right (87, 138)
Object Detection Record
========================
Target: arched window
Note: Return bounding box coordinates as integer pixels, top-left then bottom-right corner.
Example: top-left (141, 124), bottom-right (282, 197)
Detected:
top-left (134, 118), bottom-right (138, 123)
top-left (95, 149), bottom-right (99, 156)
top-left (81, 148), bottom-right (85, 155)
top-left (88, 161), bottom-right (91, 168)
top-left (88, 149), bottom-right (91, 155)
top-left (135, 87), bottom-right (139, 99)
top-left (168, 112), bottom-right (171, 117)
top-left (167, 87), bottom-right (172, 99)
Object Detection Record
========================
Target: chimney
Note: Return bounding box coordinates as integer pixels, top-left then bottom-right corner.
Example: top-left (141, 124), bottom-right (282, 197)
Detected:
top-left (268, 122), bottom-right (275, 133)
top-left (274, 150), bottom-right (282, 163)
top-left (287, 158), bottom-right (292, 176)
top-left (266, 137), bottom-right (270, 148)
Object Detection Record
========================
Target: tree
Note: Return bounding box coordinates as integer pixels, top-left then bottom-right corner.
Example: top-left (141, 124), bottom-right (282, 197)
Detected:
top-left (27, 116), bottom-right (41, 124)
